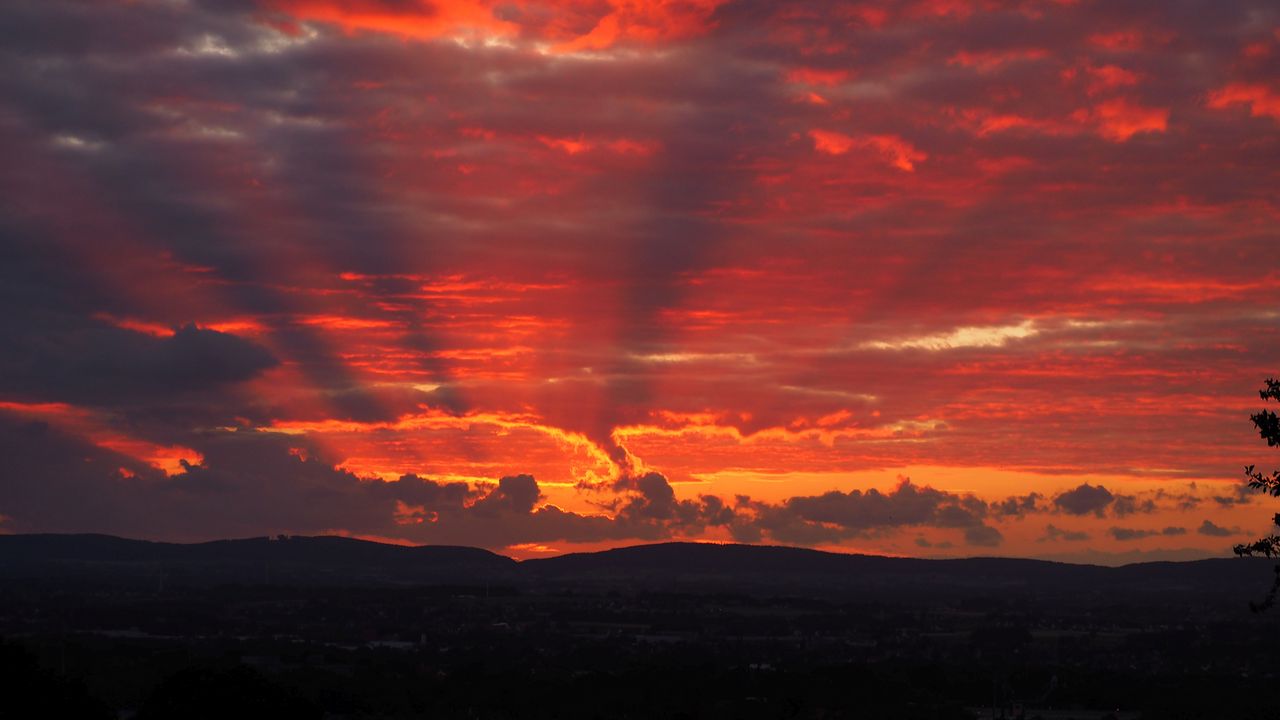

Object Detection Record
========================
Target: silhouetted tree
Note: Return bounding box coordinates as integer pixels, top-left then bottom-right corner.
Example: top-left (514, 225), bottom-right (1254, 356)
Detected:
top-left (1234, 378), bottom-right (1280, 611)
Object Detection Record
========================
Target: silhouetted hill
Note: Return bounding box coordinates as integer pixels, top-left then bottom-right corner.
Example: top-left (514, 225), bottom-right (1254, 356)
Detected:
top-left (523, 542), bottom-right (1269, 602)
top-left (0, 534), bottom-right (517, 587)
top-left (0, 535), bottom-right (1269, 602)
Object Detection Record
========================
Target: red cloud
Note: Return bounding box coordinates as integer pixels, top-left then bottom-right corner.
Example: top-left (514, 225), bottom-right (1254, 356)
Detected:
top-left (259, 0), bottom-right (729, 50)
top-left (549, 0), bottom-right (729, 52)
top-left (809, 130), bottom-right (927, 171)
top-left (1208, 82), bottom-right (1280, 121)
top-left (1079, 64), bottom-right (1141, 96)
top-left (1087, 98), bottom-right (1169, 141)
top-left (948, 48), bottom-right (1048, 72)
top-left (259, 0), bottom-right (517, 40)
top-left (539, 135), bottom-right (592, 154)
top-left (786, 67), bottom-right (851, 86)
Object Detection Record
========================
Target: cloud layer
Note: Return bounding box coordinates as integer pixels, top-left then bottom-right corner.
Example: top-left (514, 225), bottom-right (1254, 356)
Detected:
top-left (0, 0), bottom-right (1277, 558)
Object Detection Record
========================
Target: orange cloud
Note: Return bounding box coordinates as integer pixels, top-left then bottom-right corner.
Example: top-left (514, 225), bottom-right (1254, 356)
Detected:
top-left (268, 409), bottom-right (621, 487)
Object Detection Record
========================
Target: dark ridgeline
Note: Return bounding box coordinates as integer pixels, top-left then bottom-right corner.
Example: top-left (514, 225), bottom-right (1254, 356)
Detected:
top-left (0, 533), bottom-right (517, 587)
top-left (525, 541), bottom-right (1267, 601)
top-left (3, 534), bottom-right (1279, 719)
top-left (0, 533), bottom-right (1267, 601)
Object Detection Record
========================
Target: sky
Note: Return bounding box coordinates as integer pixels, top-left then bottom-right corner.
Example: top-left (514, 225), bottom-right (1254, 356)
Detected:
top-left (1, 0), bottom-right (1278, 563)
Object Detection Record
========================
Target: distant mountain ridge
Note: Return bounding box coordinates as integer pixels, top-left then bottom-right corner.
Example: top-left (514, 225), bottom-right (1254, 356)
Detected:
top-left (0, 534), bottom-right (1268, 602)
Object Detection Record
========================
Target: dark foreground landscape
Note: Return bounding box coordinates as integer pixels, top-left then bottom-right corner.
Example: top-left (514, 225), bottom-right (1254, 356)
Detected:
top-left (2, 535), bottom-right (1278, 719)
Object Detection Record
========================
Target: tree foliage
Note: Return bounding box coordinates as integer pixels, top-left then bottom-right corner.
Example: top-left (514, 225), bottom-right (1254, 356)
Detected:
top-left (1233, 378), bottom-right (1280, 611)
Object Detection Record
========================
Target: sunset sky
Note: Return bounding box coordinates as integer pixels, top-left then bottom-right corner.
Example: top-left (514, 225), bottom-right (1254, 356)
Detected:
top-left (2, 0), bottom-right (1279, 562)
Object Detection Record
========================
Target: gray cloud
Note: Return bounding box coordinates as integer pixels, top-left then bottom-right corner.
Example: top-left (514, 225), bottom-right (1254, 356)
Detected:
top-left (1054, 483), bottom-right (1115, 517)
top-left (740, 479), bottom-right (1003, 547)
top-left (964, 524), bottom-right (1004, 548)
top-left (1197, 519), bottom-right (1237, 537)
top-left (1111, 494), bottom-right (1158, 517)
top-left (1039, 524), bottom-right (1090, 543)
top-left (990, 492), bottom-right (1045, 518)
top-left (1107, 526), bottom-right (1186, 542)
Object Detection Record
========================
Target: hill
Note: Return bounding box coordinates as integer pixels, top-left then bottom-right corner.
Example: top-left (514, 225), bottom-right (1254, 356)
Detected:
top-left (522, 541), bottom-right (1268, 602)
top-left (0, 534), bottom-right (517, 587)
top-left (0, 534), bottom-right (1269, 602)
